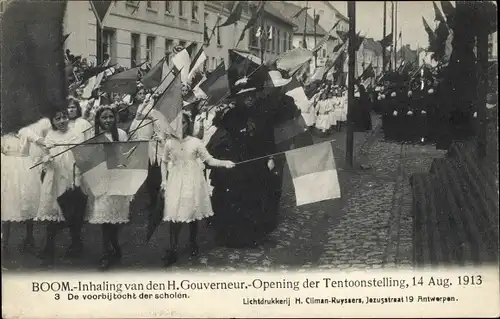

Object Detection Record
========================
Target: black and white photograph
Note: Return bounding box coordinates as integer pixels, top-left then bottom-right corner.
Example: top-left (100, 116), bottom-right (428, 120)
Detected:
top-left (1, 0), bottom-right (498, 317)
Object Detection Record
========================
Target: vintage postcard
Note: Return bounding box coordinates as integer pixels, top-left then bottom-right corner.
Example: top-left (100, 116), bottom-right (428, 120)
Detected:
top-left (1, 0), bottom-right (498, 318)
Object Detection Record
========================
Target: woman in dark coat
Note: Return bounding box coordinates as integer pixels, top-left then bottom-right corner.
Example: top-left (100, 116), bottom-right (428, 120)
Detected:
top-left (353, 84), bottom-right (372, 132)
top-left (206, 85), bottom-right (289, 247)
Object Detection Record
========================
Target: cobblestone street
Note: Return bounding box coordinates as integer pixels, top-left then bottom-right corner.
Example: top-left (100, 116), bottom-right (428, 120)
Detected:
top-left (2, 115), bottom-right (446, 272)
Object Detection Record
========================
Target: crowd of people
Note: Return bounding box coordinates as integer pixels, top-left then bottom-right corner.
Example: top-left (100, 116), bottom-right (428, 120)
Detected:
top-left (1, 52), bottom-right (313, 270)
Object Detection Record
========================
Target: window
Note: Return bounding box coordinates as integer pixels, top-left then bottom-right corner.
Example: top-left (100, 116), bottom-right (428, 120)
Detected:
top-left (276, 30), bottom-right (280, 54)
top-left (203, 12), bottom-right (210, 44)
top-left (249, 26), bottom-right (258, 47)
top-left (212, 57), bottom-right (216, 70)
top-left (266, 26), bottom-right (271, 52)
top-left (165, 39), bottom-right (174, 66)
top-left (271, 28), bottom-right (276, 53)
top-left (288, 33), bottom-right (292, 50)
top-left (179, 40), bottom-right (186, 48)
top-left (165, 1), bottom-right (172, 14)
top-left (282, 32), bottom-right (287, 53)
top-left (217, 26), bottom-right (221, 46)
top-left (146, 36), bottom-right (156, 63)
top-left (322, 49), bottom-right (326, 58)
top-left (131, 33), bottom-right (140, 67)
top-left (146, 1), bottom-right (152, 8)
top-left (178, 1), bottom-right (184, 17)
top-left (102, 29), bottom-right (116, 63)
top-left (191, 1), bottom-right (198, 20)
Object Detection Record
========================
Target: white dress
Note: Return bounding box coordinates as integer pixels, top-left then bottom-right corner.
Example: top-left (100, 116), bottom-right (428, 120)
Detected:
top-left (21, 118), bottom-right (52, 175)
top-left (315, 100), bottom-right (331, 131)
top-left (36, 127), bottom-right (84, 222)
top-left (85, 129), bottom-right (134, 224)
top-left (162, 136), bottom-right (214, 223)
top-left (1, 134), bottom-right (41, 221)
top-left (70, 117), bottom-right (93, 141)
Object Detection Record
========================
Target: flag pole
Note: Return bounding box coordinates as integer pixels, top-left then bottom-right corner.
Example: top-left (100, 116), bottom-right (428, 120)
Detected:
top-left (390, 1), bottom-right (394, 71)
top-left (394, 1), bottom-right (398, 70)
top-left (346, 1), bottom-right (356, 168)
top-left (314, 9), bottom-right (317, 68)
top-left (382, 1), bottom-right (387, 72)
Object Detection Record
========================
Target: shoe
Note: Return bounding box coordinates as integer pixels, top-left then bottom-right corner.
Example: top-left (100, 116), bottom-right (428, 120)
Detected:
top-left (162, 250), bottom-right (178, 267)
top-left (190, 244), bottom-right (199, 257)
top-left (110, 246), bottom-right (122, 262)
top-left (99, 254), bottom-right (112, 271)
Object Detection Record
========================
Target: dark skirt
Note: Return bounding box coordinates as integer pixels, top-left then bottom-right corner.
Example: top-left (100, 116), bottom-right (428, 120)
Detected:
top-left (210, 161), bottom-right (283, 248)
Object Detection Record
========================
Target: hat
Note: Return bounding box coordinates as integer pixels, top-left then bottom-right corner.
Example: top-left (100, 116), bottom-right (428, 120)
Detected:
top-left (268, 70), bottom-right (292, 87)
top-left (236, 87), bottom-right (256, 95)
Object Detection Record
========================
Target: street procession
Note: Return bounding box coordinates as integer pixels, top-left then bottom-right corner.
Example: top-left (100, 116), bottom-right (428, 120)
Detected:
top-left (1, 0), bottom-right (498, 272)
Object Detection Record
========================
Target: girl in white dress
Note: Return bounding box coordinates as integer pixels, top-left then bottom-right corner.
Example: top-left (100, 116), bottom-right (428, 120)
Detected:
top-left (1, 132), bottom-right (42, 254)
top-left (36, 109), bottom-right (85, 266)
top-left (160, 113), bottom-right (235, 266)
top-left (68, 97), bottom-right (93, 140)
top-left (315, 92), bottom-right (331, 134)
top-left (85, 106), bottom-right (131, 270)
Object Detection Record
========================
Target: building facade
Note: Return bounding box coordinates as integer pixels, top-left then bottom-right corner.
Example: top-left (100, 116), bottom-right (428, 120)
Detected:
top-left (272, 1), bottom-right (335, 71)
top-left (64, 1), bottom-right (206, 69)
top-left (246, 2), bottom-right (295, 64)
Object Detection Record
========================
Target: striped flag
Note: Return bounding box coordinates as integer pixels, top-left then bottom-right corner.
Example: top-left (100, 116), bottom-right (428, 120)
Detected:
top-left (285, 142), bottom-right (341, 206)
top-left (152, 72), bottom-right (183, 138)
top-left (72, 138), bottom-right (149, 197)
top-left (101, 66), bottom-right (141, 94)
top-left (275, 77), bottom-right (314, 151)
top-left (312, 20), bottom-right (341, 53)
top-left (142, 58), bottom-right (165, 89)
top-left (199, 61), bottom-right (229, 106)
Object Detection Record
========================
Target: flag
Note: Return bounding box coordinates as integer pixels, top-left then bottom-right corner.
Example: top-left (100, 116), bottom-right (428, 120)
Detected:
top-left (378, 33), bottom-right (393, 47)
top-left (188, 48), bottom-right (207, 85)
top-left (283, 77), bottom-right (315, 127)
top-left (256, 27), bottom-right (262, 38)
top-left (199, 62), bottom-right (229, 106)
top-left (219, 1), bottom-right (243, 27)
top-left (433, 2), bottom-right (446, 23)
top-left (359, 63), bottom-right (375, 80)
top-left (268, 26), bottom-right (274, 40)
top-left (314, 13), bottom-right (320, 26)
top-left (237, 1), bottom-right (265, 44)
top-left (89, 0), bottom-right (113, 28)
top-left (285, 142), bottom-right (341, 206)
top-left (422, 17), bottom-right (436, 50)
top-left (353, 31), bottom-right (364, 51)
top-left (440, 1), bottom-right (455, 29)
top-left (172, 42), bottom-right (198, 84)
top-left (142, 58), bottom-right (165, 89)
top-left (101, 67), bottom-right (140, 94)
top-left (312, 20), bottom-right (341, 53)
top-left (153, 72), bottom-right (183, 138)
top-left (72, 138), bottom-right (149, 197)
top-left (276, 47), bottom-right (313, 71)
top-left (324, 40), bottom-right (348, 75)
top-left (290, 6), bottom-right (309, 19)
top-left (54, 33), bottom-right (71, 52)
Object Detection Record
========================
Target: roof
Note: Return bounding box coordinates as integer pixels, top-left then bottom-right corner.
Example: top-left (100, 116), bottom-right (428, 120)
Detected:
top-left (397, 45), bottom-right (418, 61)
top-left (270, 1), bottom-right (330, 36)
top-left (263, 2), bottom-right (297, 28)
top-left (323, 1), bottom-right (349, 22)
top-left (363, 38), bottom-right (383, 56)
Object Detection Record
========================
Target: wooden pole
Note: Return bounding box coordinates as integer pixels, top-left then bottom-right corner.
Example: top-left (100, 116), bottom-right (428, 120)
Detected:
top-left (394, 1), bottom-right (398, 69)
top-left (302, 1), bottom-right (308, 49)
top-left (477, 2), bottom-right (488, 158)
top-left (382, 1), bottom-right (387, 72)
top-left (390, 1), bottom-right (394, 71)
top-left (96, 21), bottom-right (103, 65)
top-left (346, 1), bottom-right (356, 168)
top-left (314, 9), bottom-right (317, 68)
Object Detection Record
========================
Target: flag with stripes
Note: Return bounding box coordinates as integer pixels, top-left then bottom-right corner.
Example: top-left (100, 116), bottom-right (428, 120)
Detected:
top-left (199, 61), bottom-right (229, 106)
top-left (285, 142), bottom-right (341, 206)
top-left (72, 137), bottom-right (149, 197)
top-left (274, 76), bottom-right (314, 151)
top-left (312, 20), bottom-right (341, 53)
top-left (152, 72), bottom-right (183, 138)
top-left (101, 66), bottom-right (141, 94)
top-left (142, 58), bottom-right (165, 89)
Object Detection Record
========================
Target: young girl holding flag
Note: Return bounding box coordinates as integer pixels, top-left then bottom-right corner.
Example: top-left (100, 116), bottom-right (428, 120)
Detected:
top-left (160, 113), bottom-right (235, 266)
